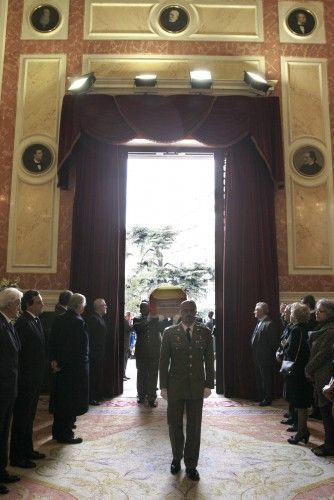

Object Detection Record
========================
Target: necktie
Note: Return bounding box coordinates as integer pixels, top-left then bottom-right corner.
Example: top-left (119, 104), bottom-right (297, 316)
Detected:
top-left (7, 322), bottom-right (19, 350)
top-left (186, 327), bottom-right (191, 343)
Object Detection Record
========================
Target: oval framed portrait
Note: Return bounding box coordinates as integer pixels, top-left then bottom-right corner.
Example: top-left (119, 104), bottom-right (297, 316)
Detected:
top-left (22, 143), bottom-right (54, 174)
top-left (30, 4), bottom-right (61, 33)
top-left (293, 146), bottom-right (324, 177)
top-left (159, 5), bottom-right (190, 34)
top-left (286, 8), bottom-right (316, 37)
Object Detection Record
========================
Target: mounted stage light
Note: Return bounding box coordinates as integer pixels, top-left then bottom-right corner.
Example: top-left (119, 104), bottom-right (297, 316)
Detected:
top-left (190, 70), bottom-right (212, 89)
top-left (68, 72), bottom-right (96, 94)
top-left (243, 71), bottom-right (272, 95)
top-left (134, 74), bottom-right (157, 87)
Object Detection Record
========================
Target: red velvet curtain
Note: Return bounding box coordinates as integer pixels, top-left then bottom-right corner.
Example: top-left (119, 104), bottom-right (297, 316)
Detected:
top-left (70, 134), bottom-right (127, 397)
top-left (216, 136), bottom-right (280, 398)
top-left (58, 94), bottom-right (283, 399)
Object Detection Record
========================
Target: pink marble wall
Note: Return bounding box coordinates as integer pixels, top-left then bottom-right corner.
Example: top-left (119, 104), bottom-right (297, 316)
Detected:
top-left (0, 0), bottom-right (333, 291)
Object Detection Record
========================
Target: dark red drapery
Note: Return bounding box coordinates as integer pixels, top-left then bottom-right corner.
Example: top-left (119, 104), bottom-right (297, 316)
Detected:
top-left (58, 94), bottom-right (283, 398)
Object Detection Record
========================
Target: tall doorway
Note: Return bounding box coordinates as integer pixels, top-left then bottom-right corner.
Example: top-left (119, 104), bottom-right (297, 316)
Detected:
top-left (123, 150), bottom-right (215, 397)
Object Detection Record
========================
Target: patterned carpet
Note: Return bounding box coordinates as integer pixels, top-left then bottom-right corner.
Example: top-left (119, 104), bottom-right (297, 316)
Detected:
top-left (5, 393), bottom-right (334, 499)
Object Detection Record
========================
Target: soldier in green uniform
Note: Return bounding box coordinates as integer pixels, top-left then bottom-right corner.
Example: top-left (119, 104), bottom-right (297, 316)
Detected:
top-left (160, 300), bottom-right (214, 481)
top-left (133, 301), bottom-right (170, 407)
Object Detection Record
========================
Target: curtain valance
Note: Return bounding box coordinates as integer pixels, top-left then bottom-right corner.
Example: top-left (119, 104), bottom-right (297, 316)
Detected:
top-left (58, 94), bottom-right (283, 188)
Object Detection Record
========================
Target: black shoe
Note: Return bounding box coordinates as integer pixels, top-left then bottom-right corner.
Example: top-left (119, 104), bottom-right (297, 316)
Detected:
top-left (186, 468), bottom-right (200, 481)
top-left (287, 430), bottom-right (310, 445)
top-left (0, 472), bottom-right (20, 483)
top-left (30, 451), bottom-right (46, 460)
top-left (311, 445), bottom-right (334, 457)
top-left (170, 460), bottom-right (181, 474)
top-left (281, 418), bottom-right (294, 425)
top-left (309, 412), bottom-right (322, 420)
top-left (137, 398), bottom-right (145, 404)
top-left (57, 437), bottom-right (83, 444)
top-left (148, 401), bottom-right (157, 408)
top-left (287, 425), bottom-right (298, 432)
top-left (10, 459), bottom-right (36, 469)
top-left (89, 400), bottom-right (100, 406)
top-left (0, 485), bottom-right (9, 495)
top-left (259, 400), bottom-right (271, 406)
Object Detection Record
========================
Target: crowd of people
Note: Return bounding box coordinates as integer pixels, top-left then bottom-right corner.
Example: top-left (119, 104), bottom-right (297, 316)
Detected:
top-left (0, 288), bottom-right (109, 495)
top-left (252, 295), bottom-right (334, 457)
top-left (2, 285), bottom-right (334, 494)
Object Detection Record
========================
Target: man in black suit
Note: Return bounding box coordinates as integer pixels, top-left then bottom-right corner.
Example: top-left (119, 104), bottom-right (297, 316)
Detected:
top-left (10, 290), bottom-right (46, 469)
top-left (251, 302), bottom-right (279, 406)
top-left (50, 293), bottom-right (89, 444)
top-left (0, 287), bottom-right (22, 495)
top-left (54, 290), bottom-right (73, 316)
top-left (86, 298), bottom-right (107, 405)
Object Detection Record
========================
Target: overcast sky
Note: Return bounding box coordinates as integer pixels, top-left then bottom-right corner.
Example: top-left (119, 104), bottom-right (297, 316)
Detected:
top-left (126, 154), bottom-right (215, 310)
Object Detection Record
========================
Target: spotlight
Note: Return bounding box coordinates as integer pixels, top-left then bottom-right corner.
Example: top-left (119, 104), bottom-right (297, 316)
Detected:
top-left (134, 74), bottom-right (157, 87)
top-left (243, 71), bottom-right (272, 95)
top-left (190, 70), bottom-right (212, 89)
top-left (68, 72), bottom-right (96, 94)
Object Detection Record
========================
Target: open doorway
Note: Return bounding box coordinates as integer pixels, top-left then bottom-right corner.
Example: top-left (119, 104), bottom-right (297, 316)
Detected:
top-left (123, 151), bottom-right (215, 397)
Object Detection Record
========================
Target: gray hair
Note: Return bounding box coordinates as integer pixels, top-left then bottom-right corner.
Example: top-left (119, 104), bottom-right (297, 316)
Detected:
top-left (256, 302), bottom-right (269, 315)
top-left (0, 287), bottom-right (23, 309)
top-left (93, 298), bottom-right (106, 310)
top-left (68, 293), bottom-right (86, 311)
top-left (290, 302), bottom-right (310, 325)
top-left (316, 299), bottom-right (334, 321)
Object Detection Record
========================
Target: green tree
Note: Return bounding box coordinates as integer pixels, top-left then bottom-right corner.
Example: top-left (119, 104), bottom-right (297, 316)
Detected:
top-left (125, 226), bottom-right (214, 313)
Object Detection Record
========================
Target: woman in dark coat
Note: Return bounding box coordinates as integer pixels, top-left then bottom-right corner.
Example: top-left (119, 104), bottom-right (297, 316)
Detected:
top-left (284, 303), bottom-right (313, 445)
top-left (50, 293), bottom-right (89, 444)
top-left (305, 299), bottom-right (334, 457)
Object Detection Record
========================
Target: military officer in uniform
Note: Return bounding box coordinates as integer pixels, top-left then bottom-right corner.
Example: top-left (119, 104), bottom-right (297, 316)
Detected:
top-left (160, 300), bottom-right (214, 481)
top-left (133, 301), bottom-right (170, 407)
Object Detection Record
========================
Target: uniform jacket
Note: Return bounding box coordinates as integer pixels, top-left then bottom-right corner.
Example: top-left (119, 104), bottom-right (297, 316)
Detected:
top-left (133, 315), bottom-right (170, 359)
top-left (251, 317), bottom-right (278, 366)
top-left (305, 322), bottom-right (334, 407)
top-left (159, 322), bottom-right (215, 400)
top-left (0, 312), bottom-right (20, 403)
top-left (14, 311), bottom-right (46, 390)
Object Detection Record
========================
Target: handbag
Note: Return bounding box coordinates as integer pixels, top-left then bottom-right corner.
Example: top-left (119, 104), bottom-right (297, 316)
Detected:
top-left (280, 329), bottom-right (303, 377)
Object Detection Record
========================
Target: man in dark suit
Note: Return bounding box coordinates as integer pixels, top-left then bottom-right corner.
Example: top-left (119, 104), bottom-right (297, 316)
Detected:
top-left (133, 301), bottom-right (170, 407)
top-left (251, 302), bottom-right (279, 406)
top-left (86, 298), bottom-right (107, 405)
top-left (54, 290), bottom-right (73, 316)
top-left (0, 287), bottom-right (22, 495)
top-left (49, 293), bottom-right (89, 444)
top-left (10, 290), bottom-right (46, 468)
top-left (160, 300), bottom-right (214, 481)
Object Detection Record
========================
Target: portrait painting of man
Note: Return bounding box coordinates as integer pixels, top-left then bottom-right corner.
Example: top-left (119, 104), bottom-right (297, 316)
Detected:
top-left (286, 8), bottom-right (316, 36)
top-left (293, 147), bottom-right (324, 177)
top-left (30, 4), bottom-right (61, 33)
top-left (22, 144), bottom-right (53, 174)
top-left (159, 5), bottom-right (190, 33)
